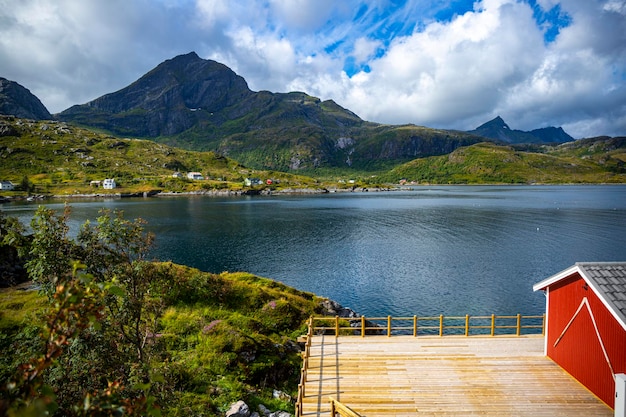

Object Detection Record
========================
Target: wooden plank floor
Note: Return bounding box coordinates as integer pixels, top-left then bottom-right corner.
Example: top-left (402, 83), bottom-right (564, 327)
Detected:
top-left (300, 335), bottom-right (612, 416)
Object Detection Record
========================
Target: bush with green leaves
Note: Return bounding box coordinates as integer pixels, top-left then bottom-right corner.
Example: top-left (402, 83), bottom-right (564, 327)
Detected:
top-left (1, 208), bottom-right (325, 416)
top-left (2, 207), bottom-right (167, 416)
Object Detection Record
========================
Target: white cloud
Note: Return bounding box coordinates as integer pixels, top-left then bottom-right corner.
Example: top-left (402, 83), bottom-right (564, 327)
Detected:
top-left (603, 0), bottom-right (626, 14)
top-left (0, 0), bottom-right (624, 137)
top-left (218, 26), bottom-right (298, 92)
top-left (496, 0), bottom-right (626, 135)
top-left (352, 37), bottom-right (383, 63)
top-left (324, 0), bottom-right (545, 128)
top-left (268, 0), bottom-right (339, 32)
top-left (194, 0), bottom-right (230, 28)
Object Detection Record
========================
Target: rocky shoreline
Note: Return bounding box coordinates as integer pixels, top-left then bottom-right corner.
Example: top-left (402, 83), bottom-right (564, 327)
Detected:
top-left (0, 185), bottom-right (397, 203)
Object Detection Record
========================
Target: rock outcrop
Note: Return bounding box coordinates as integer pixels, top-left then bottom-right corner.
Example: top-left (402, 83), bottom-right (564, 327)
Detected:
top-left (319, 299), bottom-right (382, 335)
top-left (225, 400), bottom-right (292, 417)
top-left (0, 78), bottom-right (52, 120)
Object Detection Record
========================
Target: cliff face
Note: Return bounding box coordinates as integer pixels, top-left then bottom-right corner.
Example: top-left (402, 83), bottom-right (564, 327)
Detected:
top-left (0, 77), bottom-right (52, 120)
top-left (58, 52), bottom-right (254, 137)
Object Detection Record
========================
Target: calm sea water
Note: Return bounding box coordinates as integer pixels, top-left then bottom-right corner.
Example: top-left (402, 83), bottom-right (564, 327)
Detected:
top-left (3, 185), bottom-right (626, 317)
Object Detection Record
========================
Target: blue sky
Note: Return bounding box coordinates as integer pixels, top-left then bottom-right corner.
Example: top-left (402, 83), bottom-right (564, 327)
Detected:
top-left (1, 0), bottom-right (625, 138)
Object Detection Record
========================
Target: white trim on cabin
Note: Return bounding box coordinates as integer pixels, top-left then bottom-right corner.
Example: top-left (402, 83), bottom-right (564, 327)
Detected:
top-left (535, 287), bottom-right (550, 356)
top-left (534, 262), bottom-right (626, 332)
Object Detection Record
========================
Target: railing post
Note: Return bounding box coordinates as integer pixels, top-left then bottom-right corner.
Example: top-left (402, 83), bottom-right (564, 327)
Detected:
top-left (413, 315), bottom-right (418, 337)
top-left (387, 316), bottom-right (392, 337)
top-left (516, 313), bottom-right (521, 336)
top-left (335, 315), bottom-right (339, 337)
top-left (361, 316), bottom-right (365, 337)
top-left (465, 314), bottom-right (470, 336)
top-left (330, 397), bottom-right (336, 416)
top-left (491, 314), bottom-right (495, 336)
top-left (296, 387), bottom-right (302, 417)
top-left (542, 313), bottom-right (546, 336)
top-left (439, 314), bottom-right (444, 336)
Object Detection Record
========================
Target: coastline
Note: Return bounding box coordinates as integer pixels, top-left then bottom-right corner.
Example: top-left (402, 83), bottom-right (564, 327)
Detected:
top-left (4, 183), bottom-right (622, 204)
top-left (0, 185), bottom-right (398, 203)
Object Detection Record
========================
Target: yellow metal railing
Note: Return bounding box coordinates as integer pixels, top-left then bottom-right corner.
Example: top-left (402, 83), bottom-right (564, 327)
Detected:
top-left (311, 313), bottom-right (545, 337)
top-left (329, 397), bottom-right (362, 417)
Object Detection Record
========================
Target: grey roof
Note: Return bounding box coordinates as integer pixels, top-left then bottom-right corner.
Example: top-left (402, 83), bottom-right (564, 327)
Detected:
top-left (577, 262), bottom-right (626, 326)
top-left (534, 262), bottom-right (626, 330)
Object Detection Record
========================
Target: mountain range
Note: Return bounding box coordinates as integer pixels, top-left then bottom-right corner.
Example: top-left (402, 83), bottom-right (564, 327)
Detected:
top-left (469, 116), bottom-right (573, 144)
top-left (1, 52), bottom-right (578, 172)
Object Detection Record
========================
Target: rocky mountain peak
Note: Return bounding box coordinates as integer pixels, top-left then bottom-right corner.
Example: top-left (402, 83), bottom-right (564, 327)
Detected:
top-left (59, 52), bottom-right (253, 136)
top-left (469, 116), bottom-right (572, 144)
top-left (0, 77), bottom-right (52, 120)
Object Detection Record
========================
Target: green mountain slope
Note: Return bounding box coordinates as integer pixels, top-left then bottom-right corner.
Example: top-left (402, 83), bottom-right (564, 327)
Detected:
top-left (0, 116), bottom-right (317, 195)
top-left (381, 140), bottom-right (626, 184)
top-left (56, 52), bottom-right (485, 171)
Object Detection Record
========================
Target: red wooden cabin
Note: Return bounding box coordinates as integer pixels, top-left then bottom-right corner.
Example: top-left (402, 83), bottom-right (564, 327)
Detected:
top-left (533, 262), bottom-right (626, 409)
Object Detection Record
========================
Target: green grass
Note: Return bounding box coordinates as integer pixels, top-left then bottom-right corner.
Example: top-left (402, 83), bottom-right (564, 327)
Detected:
top-left (380, 142), bottom-right (626, 184)
top-left (0, 265), bottom-right (324, 416)
top-left (0, 116), bottom-right (320, 196)
top-left (2, 116), bottom-right (624, 191)
top-left (0, 286), bottom-right (46, 332)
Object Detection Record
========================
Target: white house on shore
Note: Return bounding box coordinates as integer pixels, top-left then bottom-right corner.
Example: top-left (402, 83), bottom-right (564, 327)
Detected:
top-left (0, 181), bottom-right (14, 191)
top-left (102, 178), bottom-right (116, 189)
top-left (244, 177), bottom-right (263, 186)
top-left (187, 172), bottom-right (204, 180)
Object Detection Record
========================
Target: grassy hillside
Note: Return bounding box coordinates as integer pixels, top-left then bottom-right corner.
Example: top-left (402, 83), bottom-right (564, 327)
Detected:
top-left (2, 116), bottom-right (624, 191)
top-left (0, 116), bottom-right (319, 196)
top-left (0, 266), bottom-right (325, 416)
top-left (380, 141), bottom-right (626, 184)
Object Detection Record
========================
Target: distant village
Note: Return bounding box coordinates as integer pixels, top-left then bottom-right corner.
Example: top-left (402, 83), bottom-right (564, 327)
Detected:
top-left (173, 172), bottom-right (278, 186)
top-left (0, 172), bottom-right (278, 193)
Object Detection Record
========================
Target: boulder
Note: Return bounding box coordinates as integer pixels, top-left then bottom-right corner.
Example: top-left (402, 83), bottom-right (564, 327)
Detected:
top-left (272, 389), bottom-right (291, 402)
top-left (225, 401), bottom-right (250, 417)
top-left (320, 299), bottom-right (358, 318)
top-left (0, 122), bottom-right (18, 137)
top-left (258, 404), bottom-right (271, 416)
top-left (269, 412), bottom-right (290, 417)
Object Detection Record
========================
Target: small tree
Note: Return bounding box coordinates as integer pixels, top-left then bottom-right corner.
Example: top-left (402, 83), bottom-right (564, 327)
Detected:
top-left (26, 205), bottom-right (76, 297)
top-left (19, 175), bottom-right (33, 194)
top-left (0, 211), bottom-right (29, 286)
top-left (5, 206), bottom-right (167, 416)
top-left (78, 209), bottom-right (161, 365)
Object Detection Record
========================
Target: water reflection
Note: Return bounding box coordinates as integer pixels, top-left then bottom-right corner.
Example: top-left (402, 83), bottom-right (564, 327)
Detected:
top-left (2, 185), bottom-right (625, 317)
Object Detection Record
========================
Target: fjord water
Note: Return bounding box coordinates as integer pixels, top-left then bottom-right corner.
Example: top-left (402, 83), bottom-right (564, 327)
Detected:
top-left (4, 185), bottom-right (626, 317)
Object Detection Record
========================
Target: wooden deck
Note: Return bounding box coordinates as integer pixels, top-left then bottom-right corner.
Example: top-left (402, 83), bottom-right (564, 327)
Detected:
top-left (300, 335), bottom-right (612, 416)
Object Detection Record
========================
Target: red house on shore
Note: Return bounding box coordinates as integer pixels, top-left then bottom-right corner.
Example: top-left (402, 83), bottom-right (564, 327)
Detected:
top-left (533, 262), bottom-right (626, 409)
